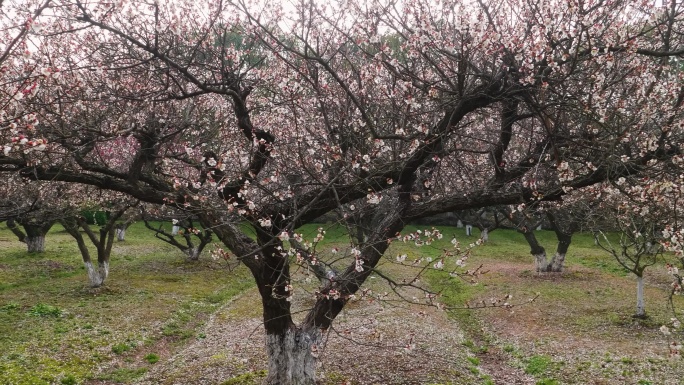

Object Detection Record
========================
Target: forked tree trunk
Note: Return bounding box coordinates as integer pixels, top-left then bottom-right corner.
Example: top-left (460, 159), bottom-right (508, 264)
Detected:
top-left (26, 235), bottom-right (46, 253)
top-left (61, 215), bottom-right (119, 288)
top-left (201, 191), bottom-right (408, 385)
top-left (265, 328), bottom-right (321, 385)
top-left (84, 260), bottom-right (109, 287)
top-left (635, 274), bottom-right (646, 318)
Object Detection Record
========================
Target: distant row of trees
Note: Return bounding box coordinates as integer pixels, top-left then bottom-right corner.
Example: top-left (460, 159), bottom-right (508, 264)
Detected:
top-left (0, 189), bottom-right (214, 287)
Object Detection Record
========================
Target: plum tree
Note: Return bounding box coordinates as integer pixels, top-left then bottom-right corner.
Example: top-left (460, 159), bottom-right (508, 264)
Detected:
top-left (1, 0), bottom-right (683, 382)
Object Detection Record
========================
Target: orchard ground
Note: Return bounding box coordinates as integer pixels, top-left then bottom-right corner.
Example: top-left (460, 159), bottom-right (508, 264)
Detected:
top-left (0, 222), bottom-right (682, 385)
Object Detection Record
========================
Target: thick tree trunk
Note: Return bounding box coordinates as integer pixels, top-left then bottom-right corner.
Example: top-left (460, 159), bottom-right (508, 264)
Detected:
top-left (16, 222), bottom-right (54, 253)
top-left (26, 235), bottom-right (46, 253)
top-left (635, 275), bottom-right (646, 318)
top-left (84, 261), bottom-right (109, 287)
top-left (186, 247), bottom-right (200, 261)
top-left (264, 328), bottom-right (321, 385)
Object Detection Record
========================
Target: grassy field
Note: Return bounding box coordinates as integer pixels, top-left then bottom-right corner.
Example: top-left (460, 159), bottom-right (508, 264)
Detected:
top-left (0, 222), bottom-right (253, 385)
top-left (0, 222), bottom-right (682, 385)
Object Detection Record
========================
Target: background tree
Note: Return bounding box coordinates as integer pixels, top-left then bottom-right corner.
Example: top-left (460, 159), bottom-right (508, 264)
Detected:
top-left (504, 193), bottom-right (593, 273)
top-left (0, 176), bottom-right (68, 252)
top-left (56, 187), bottom-right (138, 287)
top-left (141, 205), bottom-right (213, 261)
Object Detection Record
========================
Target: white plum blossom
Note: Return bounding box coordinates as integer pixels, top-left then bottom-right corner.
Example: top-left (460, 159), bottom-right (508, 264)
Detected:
top-left (355, 258), bottom-right (364, 272)
top-left (367, 193), bottom-right (382, 204)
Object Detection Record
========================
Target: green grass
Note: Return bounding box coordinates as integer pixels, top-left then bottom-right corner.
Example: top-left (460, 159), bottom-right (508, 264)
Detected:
top-left (1, 221), bottom-right (682, 384)
top-left (28, 303), bottom-right (63, 317)
top-left (420, 226), bottom-right (683, 385)
top-left (220, 370), bottom-right (267, 385)
top-left (0, 221), bottom-right (254, 384)
top-left (97, 367), bottom-right (149, 382)
top-left (525, 355), bottom-right (553, 375)
top-left (144, 353), bottom-right (160, 364)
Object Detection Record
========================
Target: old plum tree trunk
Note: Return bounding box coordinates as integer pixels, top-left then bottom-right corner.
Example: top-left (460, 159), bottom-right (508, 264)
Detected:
top-left (61, 212), bottom-right (124, 288)
top-left (7, 219), bottom-right (54, 253)
top-left (265, 328), bottom-right (321, 385)
top-left (26, 234), bottom-right (47, 253)
top-left (84, 260), bottom-right (109, 287)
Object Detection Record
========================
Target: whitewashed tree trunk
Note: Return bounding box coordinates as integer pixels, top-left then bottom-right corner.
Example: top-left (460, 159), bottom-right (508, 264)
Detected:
top-left (115, 228), bottom-right (126, 241)
top-left (456, 220), bottom-right (463, 228)
top-left (171, 225), bottom-right (180, 236)
top-left (265, 328), bottom-right (321, 385)
top-left (84, 261), bottom-right (109, 287)
top-left (635, 275), bottom-right (646, 318)
top-left (465, 225), bottom-right (472, 236)
top-left (534, 252), bottom-right (549, 272)
top-left (481, 228), bottom-right (489, 242)
top-left (549, 252), bottom-right (566, 272)
top-left (186, 247), bottom-right (200, 261)
top-left (26, 236), bottom-right (46, 253)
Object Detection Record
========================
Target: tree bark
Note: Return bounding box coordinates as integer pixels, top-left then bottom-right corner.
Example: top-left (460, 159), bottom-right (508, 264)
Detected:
top-left (546, 211), bottom-right (577, 273)
top-left (84, 260), bottom-right (108, 287)
top-left (481, 228), bottom-right (489, 242)
top-left (521, 229), bottom-right (549, 272)
top-left (26, 235), bottom-right (46, 253)
top-left (533, 252), bottom-right (549, 272)
top-left (6, 219), bottom-right (26, 243)
top-left (62, 219), bottom-right (109, 287)
top-left (10, 221), bottom-right (53, 253)
top-left (186, 247), bottom-right (200, 261)
top-left (264, 328), bottom-right (321, 385)
top-left (635, 274), bottom-right (646, 318)
top-left (548, 252), bottom-right (565, 272)
top-left (549, 232), bottom-right (571, 272)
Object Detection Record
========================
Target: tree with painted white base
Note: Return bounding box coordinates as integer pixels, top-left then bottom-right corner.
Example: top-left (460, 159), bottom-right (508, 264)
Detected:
top-left (597, 225), bottom-right (662, 319)
top-left (61, 206), bottom-right (133, 288)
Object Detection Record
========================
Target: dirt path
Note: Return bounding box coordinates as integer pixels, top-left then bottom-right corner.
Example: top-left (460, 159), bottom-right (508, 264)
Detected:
top-left (135, 287), bottom-right (532, 385)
